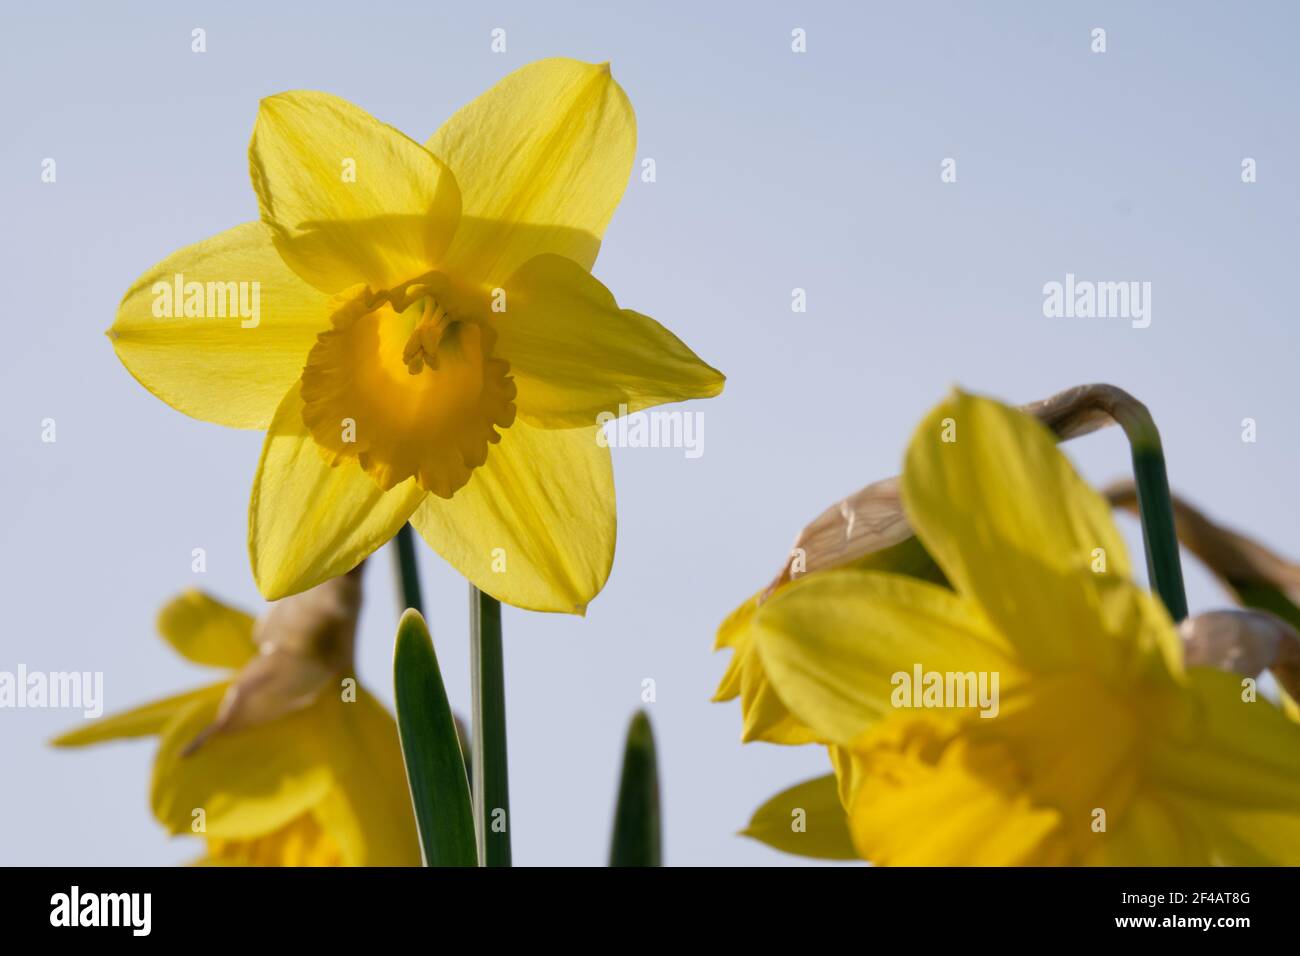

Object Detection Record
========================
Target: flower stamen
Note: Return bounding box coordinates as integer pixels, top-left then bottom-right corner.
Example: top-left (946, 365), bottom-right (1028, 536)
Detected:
top-left (401, 298), bottom-right (455, 374)
top-left (300, 282), bottom-right (516, 496)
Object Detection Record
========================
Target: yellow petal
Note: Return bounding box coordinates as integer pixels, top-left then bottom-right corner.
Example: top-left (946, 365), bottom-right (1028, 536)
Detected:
top-left (829, 744), bottom-right (865, 810)
top-left (712, 592), bottom-right (820, 745)
top-left (204, 812), bottom-right (344, 866)
top-left (1088, 784), bottom-right (1300, 866)
top-left (411, 420), bottom-right (614, 613)
top-left (1084, 791), bottom-right (1208, 865)
top-left (1169, 797), bottom-right (1300, 865)
top-left (1149, 665), bottom-right (1300, 810)
top-left (1088, 787), bottom-right (1300, 865)
top-left (495, 254), bottom-right (723, 427)
top-left (713, 540), bottom-right (948, 747)
top-left (156, 590), bottom-right (257, 669)
top-left (428, 59), bottom-right (636, 286)
top-left (712, 592), bottom-right (758, 700)
top-left (902, 390), bottom-right (1181, 678)
top-left (754, 569), bottom-right (1016, 746)
top-left (151, 686), bottom-right (334, 839)
top-left (740, 774), bottom-right (858, 860)
top-left (109, 222), bottom-right (328, 429)
top-left (250, 91), bottom-right (461, 293)
top-left (49, 685), bottom-right (219, 747)
top-left (250, 386), bottom-right (427, 599)
top-left (845, 716), bottom-right (1064, 866)
top-left (311, 690), bottom-right (421, 866)
top-left (737, 645), bottom-right (823, 745)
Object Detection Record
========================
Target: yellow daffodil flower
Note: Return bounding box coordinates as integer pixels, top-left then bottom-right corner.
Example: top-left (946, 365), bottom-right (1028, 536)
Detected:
top-left (714, 384), bottom-right (1166, 747)
top-left (728, 390), bottom-right (1300, 864)
top-left (109, 59), bottom-right (724, 611)
top-left (52, 572), bottom-right (420, 866)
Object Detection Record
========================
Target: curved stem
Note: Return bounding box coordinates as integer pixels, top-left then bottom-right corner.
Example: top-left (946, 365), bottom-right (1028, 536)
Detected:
top-left (1029, 384), bottom-right (1189, 621)
top-left (1118, 419), bottom-right (1189, 623)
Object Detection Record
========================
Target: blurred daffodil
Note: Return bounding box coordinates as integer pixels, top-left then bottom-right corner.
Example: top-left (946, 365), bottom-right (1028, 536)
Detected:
top-left (110, 59), bottom-right (724, 612)
top-left (53, 570), bottom-right (420, 866)
top-left (726, 390), bottom-right (1300, 865)
top-left (713, 384), bottom-right (1132, 745)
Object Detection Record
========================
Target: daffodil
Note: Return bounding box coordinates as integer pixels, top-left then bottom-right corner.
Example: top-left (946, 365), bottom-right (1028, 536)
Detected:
top-left (109, 59), bottom-right (723, 611)
top-left (714, 384), bottom-right (1169, 747)
top-left (52, 571), bottom-right (420, 866)
top-left (728, 390), bottom-right (1300, 864)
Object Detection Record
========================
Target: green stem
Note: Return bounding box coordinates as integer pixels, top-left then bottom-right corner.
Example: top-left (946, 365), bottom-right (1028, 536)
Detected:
top-left (393, 524), bottom-right (424, 615)
top-left (1108, 401), bottom-right (1189, 622)
top-left (469, 585), bottom-right (511, 866)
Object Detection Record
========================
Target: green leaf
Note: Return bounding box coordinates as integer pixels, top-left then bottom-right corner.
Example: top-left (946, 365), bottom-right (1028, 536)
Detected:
top-left (741, 774), bottom-right (858, 860)
top-left (609, 710), bottom-right (662, 867)
top-left (394, 608), bottom-right (476, 867)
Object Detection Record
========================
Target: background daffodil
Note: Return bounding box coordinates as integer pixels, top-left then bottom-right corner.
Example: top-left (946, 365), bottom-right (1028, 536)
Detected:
top-left (52, 570), bottom-right (420, 866)
top-left (713, 384), bottom-right (1134, 746)
top-left (109, 58), bottom-right (724, 612)
top-left (726, 390), bottom-right (1300, 865)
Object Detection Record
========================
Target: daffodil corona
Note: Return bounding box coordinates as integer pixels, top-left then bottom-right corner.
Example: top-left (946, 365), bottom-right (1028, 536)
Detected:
top-left (724, 391), bottom-right (1300, 865)
top-left (110, 59), bottom-right (723, 611)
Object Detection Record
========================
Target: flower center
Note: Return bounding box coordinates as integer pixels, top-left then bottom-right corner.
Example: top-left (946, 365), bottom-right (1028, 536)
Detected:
top-left (300, 278), bottom-right (516, 497)
top-left (401, 297), bottom-right (455, 374)
top-left (849, 673), bottom-right (1148, 864)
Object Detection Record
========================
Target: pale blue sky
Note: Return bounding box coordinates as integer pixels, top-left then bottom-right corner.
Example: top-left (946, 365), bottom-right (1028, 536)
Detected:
top-left (2, 0), bottom-right (1297, 865)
